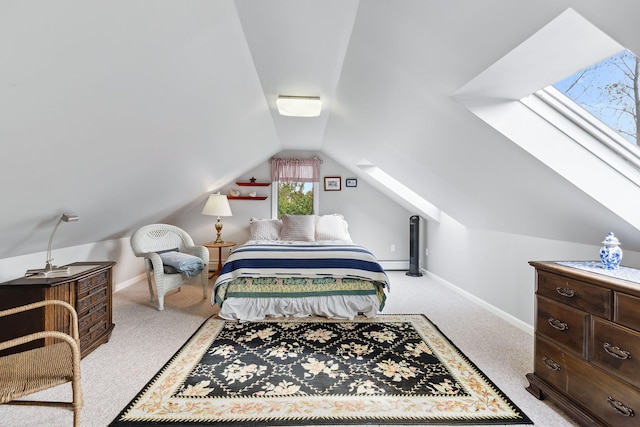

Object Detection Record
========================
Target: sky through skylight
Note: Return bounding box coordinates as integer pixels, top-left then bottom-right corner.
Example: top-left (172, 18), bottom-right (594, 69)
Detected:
top-left (553, 49), bottom-right (640, 145)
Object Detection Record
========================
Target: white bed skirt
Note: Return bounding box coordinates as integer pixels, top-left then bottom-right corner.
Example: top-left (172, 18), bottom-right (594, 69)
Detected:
top-left (217, 294), bottom-right (381, 322)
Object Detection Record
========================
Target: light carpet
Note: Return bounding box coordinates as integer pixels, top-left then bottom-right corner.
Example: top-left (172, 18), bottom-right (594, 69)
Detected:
top-left (110, 314), bottom-right (531, 426)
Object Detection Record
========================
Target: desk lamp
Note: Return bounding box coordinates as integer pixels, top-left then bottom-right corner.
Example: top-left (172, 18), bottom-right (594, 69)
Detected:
top-left (26, 213), bottom-right (79, 276)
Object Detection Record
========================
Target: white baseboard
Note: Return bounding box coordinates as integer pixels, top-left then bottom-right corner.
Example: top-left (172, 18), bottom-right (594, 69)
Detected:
top-left (115, 273), bottom-right (146, 293)
top-left (379, 260), bottom-right (410, 270)
top-left (424, 270), bottom-right (534, 336)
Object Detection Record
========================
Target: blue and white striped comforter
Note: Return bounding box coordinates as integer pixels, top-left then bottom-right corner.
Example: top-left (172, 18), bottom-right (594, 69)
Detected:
top-left (213, 241), bottom-right (390, 292)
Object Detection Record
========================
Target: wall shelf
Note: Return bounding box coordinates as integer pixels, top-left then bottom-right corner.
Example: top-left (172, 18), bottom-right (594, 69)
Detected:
top-left (235, 182), bottom-right (270, 186)
top-left (227, 196), bottom-right (268, 200)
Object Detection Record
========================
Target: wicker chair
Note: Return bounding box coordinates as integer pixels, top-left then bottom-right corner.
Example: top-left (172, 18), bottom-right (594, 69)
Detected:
top-left (0, 300), bottom-right (82, 427)
top-left (130, 224), bottom-right (209, 310)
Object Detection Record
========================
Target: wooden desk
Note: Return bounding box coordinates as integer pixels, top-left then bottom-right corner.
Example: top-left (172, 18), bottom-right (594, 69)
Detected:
top-left (203, 241), bottom-right (236, 278)
top-left (0, 261), bottom-right (115, 359)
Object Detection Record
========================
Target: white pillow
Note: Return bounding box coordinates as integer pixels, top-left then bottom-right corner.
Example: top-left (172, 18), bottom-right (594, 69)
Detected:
top-left (315, 214), bottom-right (352, 241)
top-left (280, 215), bottom-right (316, 241)
top-left (249, 218), bottom-right (282, 240)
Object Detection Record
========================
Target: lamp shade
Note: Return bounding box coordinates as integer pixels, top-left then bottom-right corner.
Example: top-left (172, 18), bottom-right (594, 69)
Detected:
top-left (202, 193), bottom-right (232, 217)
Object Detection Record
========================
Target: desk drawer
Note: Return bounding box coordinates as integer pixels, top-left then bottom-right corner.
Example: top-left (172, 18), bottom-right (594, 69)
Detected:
top-left (536, 295), bottom-right (588, 357)
top-left (537, 271), bottom-right (611, 318)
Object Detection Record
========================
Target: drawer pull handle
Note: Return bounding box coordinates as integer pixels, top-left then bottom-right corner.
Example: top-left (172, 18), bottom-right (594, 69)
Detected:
top-left (542, 356), bottom-right (560, 371)
top-left (548, 317), bottom-right (568, 331)
top-left (607, 396), bottom-right (634, 417)
top-left (555, 286), bottom-right (576, 298)
top-left (604, 342), bottom-right (631, 360)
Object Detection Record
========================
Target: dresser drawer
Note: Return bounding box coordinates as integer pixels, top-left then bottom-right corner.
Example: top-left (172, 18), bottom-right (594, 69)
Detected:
top-left (536, 295), bottom-right (588, 357)
top-left (78, 302), bottom-right (108, 332)
top-left (79, 319), bottom-right (108, 349)
top-left (77, 270), bottom-right (109, 296)
top-left (77, 284), bottom-right (108, 315)
top-left (533, 335), bottom-right (569, 393)
top-left (591, 317), bottom-right (640, 386)
top-left (537, 271), bottom-right (611, 318)
top-left (614, 292), bottom-right (640, 332)
top-left (566, 354), bottom-right (640, 426)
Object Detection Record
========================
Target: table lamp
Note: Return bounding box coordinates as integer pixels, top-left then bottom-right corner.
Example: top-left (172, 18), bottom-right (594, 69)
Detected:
top-left (201, 193), bottom-right (232, 244)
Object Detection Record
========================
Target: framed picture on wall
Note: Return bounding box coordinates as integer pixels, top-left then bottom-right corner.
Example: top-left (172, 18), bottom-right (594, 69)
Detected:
top-left (346, 178), bottom-right (357, 187)
top-left (324, 176), bottom-right (341, 191)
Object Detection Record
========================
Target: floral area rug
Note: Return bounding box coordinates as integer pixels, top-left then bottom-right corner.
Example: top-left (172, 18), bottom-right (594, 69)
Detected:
top-left (110, 314), bottom-right (532, 426)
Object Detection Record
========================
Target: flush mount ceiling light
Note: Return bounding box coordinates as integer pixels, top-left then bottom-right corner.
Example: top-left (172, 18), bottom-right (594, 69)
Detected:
top-left (276, 96), bottom-right (321, 117)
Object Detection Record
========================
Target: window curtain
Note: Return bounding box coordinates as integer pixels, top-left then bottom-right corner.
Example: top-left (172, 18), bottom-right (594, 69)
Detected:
top-left (270, 157), bottom-right (322, 182)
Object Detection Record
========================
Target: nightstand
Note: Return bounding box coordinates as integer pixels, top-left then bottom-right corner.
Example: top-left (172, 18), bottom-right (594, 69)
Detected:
top-left (204, 241), bottom-right (236, 278)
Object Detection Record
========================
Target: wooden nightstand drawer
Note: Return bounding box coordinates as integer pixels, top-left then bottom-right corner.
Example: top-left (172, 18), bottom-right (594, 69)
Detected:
top-left (537, 271), bottom-right (611, 318)
top-left (566, 354), bottom-right (640, 426)
top-left (614, 292), bottom-right (640, 332)
top-left (536, 295), bottom-right (588, 357)
top-left (591, 317), bottom-right (640, 386)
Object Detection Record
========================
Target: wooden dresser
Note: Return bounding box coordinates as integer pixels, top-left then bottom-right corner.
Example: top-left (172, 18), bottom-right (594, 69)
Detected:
top-left (527, 261), bottom-right (640, 426)
top-left (0, 261), bottom-right (115, 359)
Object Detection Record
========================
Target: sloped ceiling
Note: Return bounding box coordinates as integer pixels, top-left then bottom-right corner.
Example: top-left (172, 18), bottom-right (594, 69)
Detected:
top-left (2, 0), bottom-right (640, 260)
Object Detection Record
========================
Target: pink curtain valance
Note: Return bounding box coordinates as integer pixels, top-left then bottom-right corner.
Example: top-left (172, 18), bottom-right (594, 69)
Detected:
top-left (270, 157), bottom-right (322, 182)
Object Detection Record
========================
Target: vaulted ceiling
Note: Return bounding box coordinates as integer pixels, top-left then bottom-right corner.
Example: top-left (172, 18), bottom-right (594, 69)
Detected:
top-left (2, 0), bottom-right (640, 260)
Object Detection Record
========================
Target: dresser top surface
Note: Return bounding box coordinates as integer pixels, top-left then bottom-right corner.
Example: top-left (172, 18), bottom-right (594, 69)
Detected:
top-left (530, 260), bottom-right (640, 296)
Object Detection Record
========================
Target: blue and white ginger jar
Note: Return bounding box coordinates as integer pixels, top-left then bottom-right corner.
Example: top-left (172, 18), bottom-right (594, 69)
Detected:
top-left (599, 232), bottom-right (622, 270)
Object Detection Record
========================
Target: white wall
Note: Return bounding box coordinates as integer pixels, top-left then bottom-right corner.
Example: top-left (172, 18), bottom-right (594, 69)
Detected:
top-left (174, 151), bottom-right (414, 265)
top-left (426, 213), bottom-right (640, 327)
top-left (0, 237), bottom-right (142, 290)
top-left (0, 151), bottom-right (413, 290)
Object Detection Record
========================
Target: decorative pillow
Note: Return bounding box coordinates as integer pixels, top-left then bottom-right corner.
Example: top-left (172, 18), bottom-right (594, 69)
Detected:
top-left (249, 218), bottom-right (282, 240)
top-left (280, 214), bottom-right (316, 241)
top-left (315, 214), bottom-right (352, 241)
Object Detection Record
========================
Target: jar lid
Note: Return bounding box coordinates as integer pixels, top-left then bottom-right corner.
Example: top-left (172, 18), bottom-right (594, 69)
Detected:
top-left (602, 232), bottom-right (621, 245)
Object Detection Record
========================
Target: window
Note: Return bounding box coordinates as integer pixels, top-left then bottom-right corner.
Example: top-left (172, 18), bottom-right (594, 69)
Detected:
top-left (532, 48), bottom-right (640, 172)
top-left (276, 182), bottom-right (315, 218)
top-left (270, 157), bottom-right (322, 218)
top-left (553, 49), bottom-right (639, 145)
top-left (453, 8), bottom-right (640, 234)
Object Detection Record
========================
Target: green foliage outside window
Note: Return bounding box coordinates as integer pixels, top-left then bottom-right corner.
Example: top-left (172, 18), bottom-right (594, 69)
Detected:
top-left (277, 182), bottom-right (313, 218)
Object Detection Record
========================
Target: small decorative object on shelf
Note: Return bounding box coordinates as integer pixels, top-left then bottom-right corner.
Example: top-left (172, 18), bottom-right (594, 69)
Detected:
top-left (249, 176), bottom-right (257, 183)
top-left (599, 232), bottom-right (622, 270)
top-left (249, 191), bottom-right (257, 197)
top-left (228, 189), bottom-right (240, 197)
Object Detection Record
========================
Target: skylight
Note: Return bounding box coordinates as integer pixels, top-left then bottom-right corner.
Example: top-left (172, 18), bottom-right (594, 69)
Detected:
top-left (552, 49), bottom-right (640, 146)
top-left (453, 8), bottom-right (640, 232)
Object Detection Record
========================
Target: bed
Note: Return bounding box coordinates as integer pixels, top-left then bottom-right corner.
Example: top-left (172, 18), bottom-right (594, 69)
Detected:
top-left (212, 214), bottom-right (389, 321)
